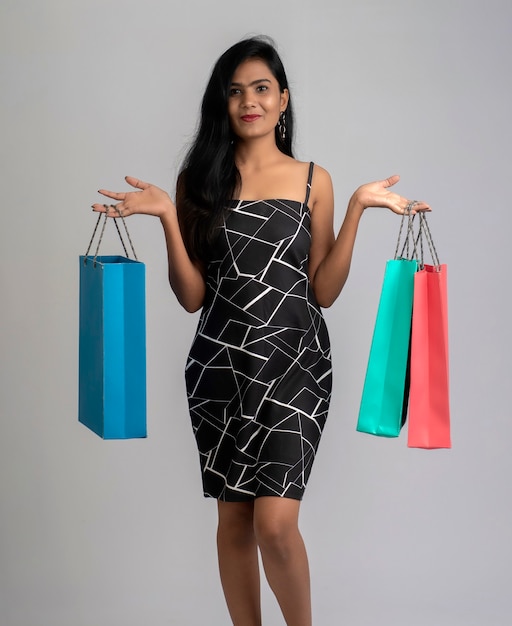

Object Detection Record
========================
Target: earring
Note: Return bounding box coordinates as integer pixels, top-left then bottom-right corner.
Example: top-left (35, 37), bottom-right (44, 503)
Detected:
top-left (278, 111), bottom-right (286, 142)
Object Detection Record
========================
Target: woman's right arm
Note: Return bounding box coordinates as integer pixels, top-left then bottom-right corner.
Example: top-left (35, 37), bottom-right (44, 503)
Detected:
top-left (93, 175), bottom-right (206, 313)
top-left (160, 207), bottom-right (206, 312)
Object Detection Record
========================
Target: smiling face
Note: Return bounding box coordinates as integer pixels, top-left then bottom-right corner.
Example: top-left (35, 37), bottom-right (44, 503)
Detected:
top-left (228, 58), bottom-right (289, 143)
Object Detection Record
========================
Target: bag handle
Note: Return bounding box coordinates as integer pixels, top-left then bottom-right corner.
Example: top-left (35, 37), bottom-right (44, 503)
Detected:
top-left (394, 201), bottom-right (420, 261)
top-left (393, 204), bottom-right (441, 270)
top-left (84, 206), bottom-right (138, 267)
top-left (417, 212), bottom-right (441, 270)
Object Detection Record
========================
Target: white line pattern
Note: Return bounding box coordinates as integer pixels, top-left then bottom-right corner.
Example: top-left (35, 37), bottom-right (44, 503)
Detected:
top-left (185, 164), bottom-right (332, 501)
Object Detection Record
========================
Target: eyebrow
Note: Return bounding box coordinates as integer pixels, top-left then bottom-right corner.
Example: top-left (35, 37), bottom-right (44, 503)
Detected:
top-left (230, 78), bottom-right (272, 87)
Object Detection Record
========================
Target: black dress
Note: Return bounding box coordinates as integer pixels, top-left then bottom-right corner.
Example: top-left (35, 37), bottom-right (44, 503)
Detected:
top-left (185, 162), bottom-right (332, 501)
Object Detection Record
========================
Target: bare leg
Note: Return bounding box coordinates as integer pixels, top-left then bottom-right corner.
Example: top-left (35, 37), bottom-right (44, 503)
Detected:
top-left (217, 500), bottom-right (262, 626)
top-left (254, 497), bottom-right (312, 626)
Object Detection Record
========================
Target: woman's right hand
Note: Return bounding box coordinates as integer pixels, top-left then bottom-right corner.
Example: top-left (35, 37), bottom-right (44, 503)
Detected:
top-left (92, 176), bottom-right (175, 218)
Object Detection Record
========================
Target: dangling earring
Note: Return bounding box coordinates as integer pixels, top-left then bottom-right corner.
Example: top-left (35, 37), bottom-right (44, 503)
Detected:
top-left (278, 111), bottom-right (286, 142)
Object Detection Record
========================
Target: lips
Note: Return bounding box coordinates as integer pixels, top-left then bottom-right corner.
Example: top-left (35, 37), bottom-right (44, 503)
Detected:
top-left (241, 115), bottom-right (261, 122)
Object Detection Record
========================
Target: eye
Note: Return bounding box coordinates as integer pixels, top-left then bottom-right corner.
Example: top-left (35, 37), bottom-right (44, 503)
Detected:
top-left (256, 85), bottom-right (268, 93)
top-left (229, 88), bottom-right (241, 96)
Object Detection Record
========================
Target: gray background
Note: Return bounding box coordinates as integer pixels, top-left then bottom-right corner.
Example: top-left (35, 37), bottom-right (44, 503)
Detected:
top-left (1, 1), bottom-right (510, 625)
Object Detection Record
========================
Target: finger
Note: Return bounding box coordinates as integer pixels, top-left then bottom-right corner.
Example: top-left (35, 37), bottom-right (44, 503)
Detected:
top-left (407, 200), bottom-right (432, 214)
top-left (91, 203), bottom-right (116, 214)
top-left (108, 203), bottom-right (128, 217)
top-left (125, 176), bottom-right (150, 190)
top-left (382, 174), bottom-right (400, 189)
top-left (397, 200), bottom-right (432, 215)
top-left (392, 201), bottom-right (414, 215)
top-left (92, 203), bottom-right (126, 217)
top-left (98, 189), bottom-right (126, 201)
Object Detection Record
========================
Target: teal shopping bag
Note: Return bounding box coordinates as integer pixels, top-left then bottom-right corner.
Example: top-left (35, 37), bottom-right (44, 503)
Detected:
top-left (357, 208), bottom-right (420, 437)
top-left (78, 212), bottom-right (147, 439)
top-left (357, 258), bottom-right (417, 437)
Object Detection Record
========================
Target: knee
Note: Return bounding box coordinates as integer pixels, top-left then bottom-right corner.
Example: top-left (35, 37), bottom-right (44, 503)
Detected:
top-left (254, 518), bottom-right (297, 560)
top-left (217, 503), bottom-right (255, 548)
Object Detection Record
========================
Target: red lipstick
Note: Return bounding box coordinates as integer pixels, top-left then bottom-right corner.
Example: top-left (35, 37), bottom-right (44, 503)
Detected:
top-left (241, 115), bottom-right (261, 122)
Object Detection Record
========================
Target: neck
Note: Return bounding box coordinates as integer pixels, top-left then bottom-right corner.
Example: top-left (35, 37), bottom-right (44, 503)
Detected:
top-left (234, 136), bottom-right (285, 171)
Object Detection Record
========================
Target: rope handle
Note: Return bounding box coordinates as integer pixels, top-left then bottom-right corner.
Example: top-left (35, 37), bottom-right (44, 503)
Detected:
top-left (394, 202), bottom-right (420, 261)
top-left (393, 202), bottom-right (441, 270)
top-left (84, 207), bottom-right (138, 267)
top-left (417, 212), bottom-right (441, 269)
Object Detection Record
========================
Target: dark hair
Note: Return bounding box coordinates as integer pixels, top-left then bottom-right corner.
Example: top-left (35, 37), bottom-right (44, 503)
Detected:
top-left (177, 36), bottom-right (295, 262)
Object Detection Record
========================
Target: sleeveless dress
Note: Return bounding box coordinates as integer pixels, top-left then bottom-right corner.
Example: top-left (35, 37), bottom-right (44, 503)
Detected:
top-left (185, 162), bottom-right (332, 501)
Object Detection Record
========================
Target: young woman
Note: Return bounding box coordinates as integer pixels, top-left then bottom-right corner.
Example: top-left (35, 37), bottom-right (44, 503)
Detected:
top-left (93, 36), bottom-right (430, 626)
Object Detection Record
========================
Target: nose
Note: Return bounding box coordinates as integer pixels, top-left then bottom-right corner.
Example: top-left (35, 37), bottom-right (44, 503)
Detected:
top-left (241, 91), bottom-right (256, 109)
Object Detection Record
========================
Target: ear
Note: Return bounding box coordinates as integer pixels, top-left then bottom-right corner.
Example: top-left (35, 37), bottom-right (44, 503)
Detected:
top-left (280, 88), bottom-right (289, 112)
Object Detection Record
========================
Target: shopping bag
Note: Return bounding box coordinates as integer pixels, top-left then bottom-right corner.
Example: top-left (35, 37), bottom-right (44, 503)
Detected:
top-left (357, 258), bottom-right (417, 436)
top-left (407, 214), bottom-right (451, 448)
top-left (357, 211), bottom-right (419, 437)
top-left (78, 211), bottom-right (147, 439)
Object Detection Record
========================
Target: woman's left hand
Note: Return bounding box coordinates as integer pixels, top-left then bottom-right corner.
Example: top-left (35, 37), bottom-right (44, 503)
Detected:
top-left (351, 175), bottom-right (431, 215)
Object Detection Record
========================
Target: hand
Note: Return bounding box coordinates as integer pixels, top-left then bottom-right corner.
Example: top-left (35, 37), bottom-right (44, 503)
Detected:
top-left (92, 176), bottom-right (175, 218)
top-left (351, 175), bottom-right (431, 215)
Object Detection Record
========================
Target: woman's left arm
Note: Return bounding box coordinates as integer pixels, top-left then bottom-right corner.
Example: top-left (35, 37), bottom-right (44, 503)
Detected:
top-left (309, 169), bottom-right (430, 308)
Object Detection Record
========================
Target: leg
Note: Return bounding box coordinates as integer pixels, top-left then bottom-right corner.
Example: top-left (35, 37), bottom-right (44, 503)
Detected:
top-left (217, 500), bottom-right (262, 626)
top-left (254, 497), bottom-right (312, 626)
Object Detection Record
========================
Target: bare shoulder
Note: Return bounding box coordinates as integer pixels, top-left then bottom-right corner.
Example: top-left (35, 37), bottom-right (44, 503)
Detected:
top-left (285, 159), bottom-right (332, 189)
top-left (309, 163), bottom-right (334, 212)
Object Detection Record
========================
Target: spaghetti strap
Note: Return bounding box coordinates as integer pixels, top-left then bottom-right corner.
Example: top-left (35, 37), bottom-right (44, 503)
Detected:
top-left (304, 162), bottom-right (314, 206)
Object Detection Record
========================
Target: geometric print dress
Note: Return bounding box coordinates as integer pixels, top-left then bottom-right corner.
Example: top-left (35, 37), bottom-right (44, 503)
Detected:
top-left (185, 163), bottom-right (332, 501)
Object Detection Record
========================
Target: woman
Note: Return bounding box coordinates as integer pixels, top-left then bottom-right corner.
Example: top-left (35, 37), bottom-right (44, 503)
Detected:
top-left (93, 36), bottom-right (430, 626)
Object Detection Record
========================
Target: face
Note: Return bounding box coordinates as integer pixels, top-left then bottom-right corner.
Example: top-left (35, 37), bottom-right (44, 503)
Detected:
top-left (227, 58), bottom-right (289, 142)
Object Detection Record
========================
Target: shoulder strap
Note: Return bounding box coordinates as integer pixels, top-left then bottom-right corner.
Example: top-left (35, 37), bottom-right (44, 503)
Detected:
top-left (304, 162), bottom-right (314, 206)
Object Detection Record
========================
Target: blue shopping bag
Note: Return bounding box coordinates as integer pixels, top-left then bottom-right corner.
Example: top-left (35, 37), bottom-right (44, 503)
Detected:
top-left (78, 212), bottom-right (146, 439)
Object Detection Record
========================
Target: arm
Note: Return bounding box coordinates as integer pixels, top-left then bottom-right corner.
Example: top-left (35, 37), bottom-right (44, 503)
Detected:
top-left (308, 169), bottom-right (431, 308)
top-left (93, 176), bottom-right (206, 313)
top-left (160, 207), bottom-right (206, 312)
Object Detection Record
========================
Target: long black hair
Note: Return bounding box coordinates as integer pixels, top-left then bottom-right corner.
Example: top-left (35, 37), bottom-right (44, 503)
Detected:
top-left (177, 36), bottom-right (295, 263)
